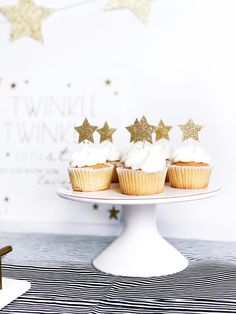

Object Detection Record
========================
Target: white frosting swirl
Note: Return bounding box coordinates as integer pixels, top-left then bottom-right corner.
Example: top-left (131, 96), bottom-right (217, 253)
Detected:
top-left (153, 142), bottom-right (174, 160)
top-left (103, 142), bottom-right (121, 161)
top-left (120, 142), bottom-right (144, 163)
top-left (70, 146), bottom-right (108, 167)
top-left (172, 145), bottom-right (211, 164)
top-left (121, 142), bottom-right (167, 172)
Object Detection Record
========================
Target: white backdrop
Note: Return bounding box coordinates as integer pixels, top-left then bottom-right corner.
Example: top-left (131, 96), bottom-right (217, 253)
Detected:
top-left (0, 0), bottom-right (235, 241)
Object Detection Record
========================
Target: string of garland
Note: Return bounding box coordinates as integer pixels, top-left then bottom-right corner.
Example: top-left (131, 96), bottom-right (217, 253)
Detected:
top-left (56, 0), bottom-right (100, 12)
top-left (0, 0), bottom-right (101, 23)
top-left (0, 0), bottom-right (153, 43)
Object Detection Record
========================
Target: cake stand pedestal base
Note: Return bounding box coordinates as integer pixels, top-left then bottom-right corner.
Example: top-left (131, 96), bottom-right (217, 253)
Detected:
top-left (93, 204), bottom-right (188, 277)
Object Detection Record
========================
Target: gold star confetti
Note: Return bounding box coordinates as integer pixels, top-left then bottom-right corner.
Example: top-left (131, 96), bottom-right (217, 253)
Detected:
top-left (126, 116), bottom-right (156, 143)
top-left (105, 79), bottom-right (112, 85)
top-left (108, 206), bottom-right (120, 220)
top-left (105, 0), bottom-right (152, 24)
top-left (97, 122), bottom-right (116, 143)
top-left (93, 203), bottom-right (99, 210)
top-left (74, 118), bottom-right (98, 143)
top-left (155, 119), bottom-right (172, 141)
top-left (0, 0), bottom-right (53, 43)
top-left (179, 119), bottom-right (203, 142)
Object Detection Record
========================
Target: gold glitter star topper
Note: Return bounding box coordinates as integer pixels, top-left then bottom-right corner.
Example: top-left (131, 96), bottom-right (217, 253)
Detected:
top-left (97, 122), bottom-right (117, 143)
top-left (105, 0), bottom-right (152, 24)
top-left (0, 0), bottom-right (53, 43)
top-left (74, 118), bottom-right (98, 143)
top-left (155, 119), bottom-right (172, 141)
top-left (179, 119), bottom-right (203, 142)
top-left (126, 116), bottom-right (156, 144)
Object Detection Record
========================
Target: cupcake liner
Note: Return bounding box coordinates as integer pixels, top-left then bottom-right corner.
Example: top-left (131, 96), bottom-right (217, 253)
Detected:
top-left (168, 165), bottom-right (212, 189)
top-left (117, 167), bottom-right (167, 196)
top-left (165, 170), bottom-right (170, 182)
top-left (165, 160), bottom-right (171, 182)
top-left (107, 160), bottom-right (123, 183)
top-left (68, 165), bottom-right (113, 192)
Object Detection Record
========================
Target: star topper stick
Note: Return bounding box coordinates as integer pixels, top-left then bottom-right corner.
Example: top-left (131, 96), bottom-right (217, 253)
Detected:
top-left (74, 118), bottom-right (98, 143)
top-left (97, 122), bottom-right (117, 143)
top-left (126, 116), bottom-right (156, 144)
top-left (155, 119), bottom-right (172, 141)
top-left (179, 119), bottom-right (203, 142)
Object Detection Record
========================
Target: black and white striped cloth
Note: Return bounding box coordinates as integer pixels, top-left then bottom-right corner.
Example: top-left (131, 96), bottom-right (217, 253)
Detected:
top-left (1, 233), bottom-right (236, 313)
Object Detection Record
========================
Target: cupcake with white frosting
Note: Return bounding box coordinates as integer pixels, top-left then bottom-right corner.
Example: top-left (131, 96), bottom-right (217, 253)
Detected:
top-left (153, 141), bottom-right (174, 182)
top-left (103, 142), bottom-right (122, 183)
top-left (68, 145), bottom-right (113, 192)
top-left (153, 142), bottom-right (173, 161)
top-left (117, 142), bottom-right (167, 195)
top-left (168, 145), bottom-right (212, 189)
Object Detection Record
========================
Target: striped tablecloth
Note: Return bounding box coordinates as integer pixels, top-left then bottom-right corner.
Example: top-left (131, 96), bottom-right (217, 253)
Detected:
top-left (1, 233), bottom-right (236, 313)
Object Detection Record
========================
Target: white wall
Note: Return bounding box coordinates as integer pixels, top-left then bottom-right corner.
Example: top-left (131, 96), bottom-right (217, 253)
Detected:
top-left (0, 0), bottom-right (235, 240)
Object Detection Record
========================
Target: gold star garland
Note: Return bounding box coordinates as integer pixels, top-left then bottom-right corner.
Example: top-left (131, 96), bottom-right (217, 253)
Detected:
top-left (0, 0), bottom-right (53, 43)
top-left (0, 0), bottom-right (155, 43)
top-left (108, 206), bottom-right (120, 220)
top-left (179, 119), bottom-right (203, 142)
top-left (74, 118), bottom-right (98, 143)
top-left (105, 0), bottom-right (152, 24)
top-left (126, 116), bottom-right (156, 144)
top-left (97, 122), bottom-right (117, 143)
top-left (155, 119), bottom-right (172, 141)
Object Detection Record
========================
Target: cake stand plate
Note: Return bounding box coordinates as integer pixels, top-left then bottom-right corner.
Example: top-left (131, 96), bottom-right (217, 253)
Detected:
top-left (57, 184), bottom-right (221, 277)
top-left (0, 278), bottom-right (31, 309)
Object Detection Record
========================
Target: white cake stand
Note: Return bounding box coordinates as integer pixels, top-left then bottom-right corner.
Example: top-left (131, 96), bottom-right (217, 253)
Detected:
top-left (57, 184), bottom-right (221, 277)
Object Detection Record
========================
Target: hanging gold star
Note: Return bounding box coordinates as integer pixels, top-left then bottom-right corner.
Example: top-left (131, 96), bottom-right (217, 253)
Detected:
top-left (179, 119), bottom-right (203, 142)
top-left (97, 122), bottom-right (117, 143)
top-left (126, 116), bottom-right (156, 143)
top-left (155, 120), bottom-right (172, 141)
top-left (0, 0), bottom-right (53, 43)
top-left (74, 118), bottom-right (98, 143)
top-left (108, 206), bottom-right (120, 220)
top-left (105, 0), bottom-right (152, 24)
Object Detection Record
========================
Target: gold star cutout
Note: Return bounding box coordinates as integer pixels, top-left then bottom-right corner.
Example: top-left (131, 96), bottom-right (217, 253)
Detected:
top-left (126, 118), bottom-right (139, 143)
top-left (126, 116), bottom-right (156, 143)
top-left (74, 118), bottom-right (98, 143)
top-left (179, 119), bottom-right (203, 142)
top-left (0, 0), bottom-right (53, 43)
top-left (155, 120), bottom-right (172, 141)
top-left (105, 0), bottom-right (152, 24)
top-left (97, 122), bottom-right (116, 143)
top-left (108, 206), bottom-right (120, 220)
top-left (138, 116), bottom-right (156, 143)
